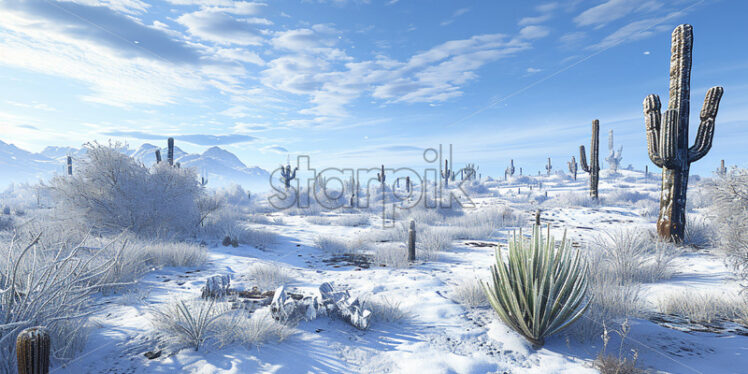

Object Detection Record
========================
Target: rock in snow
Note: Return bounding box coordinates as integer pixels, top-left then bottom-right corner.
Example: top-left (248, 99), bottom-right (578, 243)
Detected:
top-left (270, 282), bottom-right (372, 330)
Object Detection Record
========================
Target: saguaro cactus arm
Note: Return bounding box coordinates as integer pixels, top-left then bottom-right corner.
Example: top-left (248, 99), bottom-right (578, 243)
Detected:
top-left (579, 146), bottom-right (589, 173)
top-left (688, 86), bottom-right (723, 162)
top-left (643, 94), bottom-right (665, 168)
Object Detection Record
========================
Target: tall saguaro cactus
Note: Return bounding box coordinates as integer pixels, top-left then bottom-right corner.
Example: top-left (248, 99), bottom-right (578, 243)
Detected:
top-left (505, 160), bottom-right (515, 180)
top-left (568, 156), bottom-right (578, 181)
top-left (605, 129), bottom-right (623, 173)
top-left (167, 137), bottom-right (175, 166)
top-left (66, 156), bottom-right (72, 176)
top-left (17, 327), bottom-right (50, 374)
top-left (545, 158), bottom-right (552, 176)
top-left (441, 160), bottom-right (453, 187)
top-left (643, 24), bottom-right (723, 242)
top-left (280, 163), bottom-right (298, 189)
top-left (579, 120), bottom-right (600, 199)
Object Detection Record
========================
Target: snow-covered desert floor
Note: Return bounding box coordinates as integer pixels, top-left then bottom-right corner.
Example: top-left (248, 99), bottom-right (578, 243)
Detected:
top-left (30, 168), bottom-right (745, 374)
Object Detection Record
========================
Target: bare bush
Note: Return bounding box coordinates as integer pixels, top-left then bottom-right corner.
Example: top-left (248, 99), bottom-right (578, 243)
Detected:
top-left (360, 295), bottom-right (408, 322)
top-left (314, 235), bottom-right (364, 256)
top-left (246, 263), bottom-right (294, 290)
top-left (335, 214), bottom-right (370, 227)
top-left (658, 289), bottom-right (747, 325)
top-left (589, 230), bottom-right (680, 284)
top-left (372, 243), bottom-right (408, 268)
top-left (450, 277), bottom-right (488, 308)
top-left (49, 142), bottom-right (209, 239)
top-left (708, 167), bottom-right (748, 284)
top-left (150, 298), bottom-right (230, 352)
top-left (0, 234), bottom-right (125, 371)
top-left (683, 215), bottom-right (716, 248)
top-left (212, 307), bottom-right (294, 348)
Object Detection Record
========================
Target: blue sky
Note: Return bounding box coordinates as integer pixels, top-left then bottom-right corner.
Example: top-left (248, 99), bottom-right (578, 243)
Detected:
top-left (1, 0), bottom-right (747, 177)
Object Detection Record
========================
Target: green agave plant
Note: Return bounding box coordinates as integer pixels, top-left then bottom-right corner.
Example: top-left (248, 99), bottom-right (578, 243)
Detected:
top-left (482, 225), bottom-right (590, 346)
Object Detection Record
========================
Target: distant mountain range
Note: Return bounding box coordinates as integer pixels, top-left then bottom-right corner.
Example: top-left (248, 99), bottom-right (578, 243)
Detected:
top-left (0, 139), bottom-right (271, 191)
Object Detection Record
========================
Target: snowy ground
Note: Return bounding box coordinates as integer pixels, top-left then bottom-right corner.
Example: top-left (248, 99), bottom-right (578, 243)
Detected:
top-left (51, 169), bottom-right (747, 374)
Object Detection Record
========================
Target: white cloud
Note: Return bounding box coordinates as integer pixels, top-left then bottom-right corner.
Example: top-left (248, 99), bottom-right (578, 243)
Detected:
top-left (177, 8), bottom-right (269, 46)
top-left (526, 67), bottom-right (542, 73)
top-left (589, 11), bottom-right (682, 50)
top-left (518, 25), bottom-right (550, 40)
top-left (518, 14), bottom-right (552, 26)
top-left (574, 0), bottom-right (663, 28)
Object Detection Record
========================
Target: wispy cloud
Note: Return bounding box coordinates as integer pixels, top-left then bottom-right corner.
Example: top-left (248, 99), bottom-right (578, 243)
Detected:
top-left (440, 7), bottom-right (471, 26)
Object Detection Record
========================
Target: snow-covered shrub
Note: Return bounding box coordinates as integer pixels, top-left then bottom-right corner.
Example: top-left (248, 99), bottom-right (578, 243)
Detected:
top-left (687, 184), bottom-right (713, 211)
top-left (305, 216), bottom-right (332, 225)
top-left (450, 277), bottom-right (488, 308)
top-left (570, 278), bottom-right (642, 341)
top-left (200, 207), bottom-right (278, 248)
top-left (658, 290), bottom-right (747, 324)
top-left (418, 226), bottom-right (454, 260)
top-left (683, 215), bottom-right (716, 248)
top-left (604, 190), bottom-right (651, 205)
top-left (360, 295), bottom-right (407, 322)
top-left (544, 191), bottom-right (597, 208)
top-left (483, 226), bottom-right (589, 346)
top-left (336, 214), bottom-right (369, 227)
top-left (212, 307), bottom-right (294, 348)
top-left (634, 199), bottom-right (658, 218)
top-left (445, 206), bottom-right (518, 239)
top-left (588, 230), bottom-right (680, 284)
top-left (150, 298), bottom-right (230, 352)
top-left (246, 263), bottom-right (294, 290)
top-left (245, 214), bottom-right (272, 225)
top-left (0, 234), bottom-right (123, 371)
top-left (314, 235), bottom-right (364, 256)
top-left (708, 168), bottom-right (748, 286)
top-left (372, 243), bottom-right (408, 267)
top-left (49, 142), bottom-right (209, 239)
top-left (215, 184), bottom-right (252, 206)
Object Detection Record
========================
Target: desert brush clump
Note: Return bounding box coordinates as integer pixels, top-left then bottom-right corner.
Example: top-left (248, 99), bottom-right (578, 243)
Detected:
top-left (482, 225), bottom-right (590, 346)
top-left (49, 141), bottom-right (218, 239)
top-left (708, 167), bottom-right (748, 285)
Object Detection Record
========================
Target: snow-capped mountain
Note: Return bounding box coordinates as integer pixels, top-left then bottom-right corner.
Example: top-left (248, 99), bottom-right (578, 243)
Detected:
top-left (0, 140), bottom-right (271, 191)
top-left (0, 140), bottom-right (60, 186)
top-left (129, 143), bottom-right (270, 191)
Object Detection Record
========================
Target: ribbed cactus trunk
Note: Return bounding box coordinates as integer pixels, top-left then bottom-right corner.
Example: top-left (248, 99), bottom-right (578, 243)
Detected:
top-left (167, 137), bottom-right (174, 166)
top-left (17, 327), bottom-right (50, 374)
top-left (579, 120), bottom-right (600, 199)
top-left (643, 24), bottom-right (723, 242)
top-left (407, 220), bottom-right (416, 261)
top-left (66, 156), bottom-right (72, 176)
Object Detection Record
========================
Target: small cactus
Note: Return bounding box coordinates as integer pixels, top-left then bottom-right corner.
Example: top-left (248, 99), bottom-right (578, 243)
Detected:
top-left (167, 137), bottom-right (175, 166)
top-left (155, 149), bottom-right (162, 164)
top-left (16, 327), bottom-right (50, 374)
top-left (441, 160), bottom-right (453, 187)
top-left (407, 220), bottom-right (416, 261)
top-left (377, 164), bottom-right (386, 184)
top-left (545, 158), bottom-right (552, 176)
top-left (568, 156), bottom-right (578, 181)
top-left (580, 120), bottom-right (600, 199)
top-left (66, 156), bottom-right (72, 176)
top-left (716, 160), bottom-right (727, 175)
top-left (406, 176), bottom-right (411, 193)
